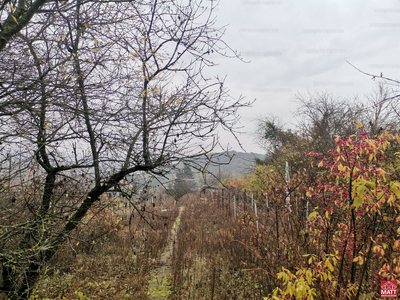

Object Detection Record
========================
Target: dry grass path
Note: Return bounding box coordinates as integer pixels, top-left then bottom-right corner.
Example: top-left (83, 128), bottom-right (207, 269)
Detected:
top-left (148, 206), bottom-right (184, 299)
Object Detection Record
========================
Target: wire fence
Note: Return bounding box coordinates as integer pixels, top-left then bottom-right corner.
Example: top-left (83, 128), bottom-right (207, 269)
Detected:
top-left (199, 187), bottom-right (311, 234)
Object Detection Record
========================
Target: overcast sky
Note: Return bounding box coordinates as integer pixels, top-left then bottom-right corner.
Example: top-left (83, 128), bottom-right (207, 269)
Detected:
top-left (206, 0), bottom-right (400, 154)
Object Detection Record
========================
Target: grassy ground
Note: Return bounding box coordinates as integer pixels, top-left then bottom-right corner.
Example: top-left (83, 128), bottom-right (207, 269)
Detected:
top-left (29, 197), bottom-right (178, 300)
top-left (27, 192), bottom-right (279, 300)
top-left (169, 195), bottom-right (271, 300)
top-left (148, 206), bottom-right (184, 300)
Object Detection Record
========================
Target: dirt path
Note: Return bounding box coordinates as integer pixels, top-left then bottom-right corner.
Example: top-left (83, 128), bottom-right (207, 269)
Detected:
top-left (148, 206), bottom-right (184, 299)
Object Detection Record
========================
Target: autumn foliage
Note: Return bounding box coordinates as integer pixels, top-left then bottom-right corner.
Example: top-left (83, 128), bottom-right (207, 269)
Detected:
top-left (232, 127), bottom-right (400, 299)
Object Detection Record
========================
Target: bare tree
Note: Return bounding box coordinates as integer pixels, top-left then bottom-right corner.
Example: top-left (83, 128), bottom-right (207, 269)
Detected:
top-left (295, 87), bottom-right (400, 150)
top-left (295, 91), bottom-right (362, 154)
top-left (0, 0), bottom-right (248, 298)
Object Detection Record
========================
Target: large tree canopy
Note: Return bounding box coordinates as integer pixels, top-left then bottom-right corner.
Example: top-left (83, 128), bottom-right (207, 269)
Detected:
top-left (0, 0), bottom-right (248, 298)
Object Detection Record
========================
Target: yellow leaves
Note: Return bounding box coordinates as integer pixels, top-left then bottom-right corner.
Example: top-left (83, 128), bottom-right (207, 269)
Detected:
top-left (305, 269), bottom-right (313, 284)
top-left (338, 163), bottom-right (344, 171)
top-left (352, 197), bottom-right (363, 210)
top-left (92, 48), bottom-right (100, 52)
top-left (66, 194), bottom-right (68, 197)
top-left (356, 184), bottom-right (366, 195)
top-left (11, 15), bottom-right (19, 25)
top-left (336, 146), bottom-right (340, 152)
top-left (272, 267), bottom-right (318, 300)
top-left (308, 211), bottom-right (319, 221)
top-left (353, 256), bottom-right (364, 265)
top-left (317, 161), bottom-right (323, 168)
top-left (9, 3), bottom-right (15, 11)
top-left (355, 122), bottom-right (363, 131)
top-left (378, 168), bottom-right (387, 182)
top-left (365, 181), bottom-right (376, 189)
top-left (389, 184), bottom-right (400, 201)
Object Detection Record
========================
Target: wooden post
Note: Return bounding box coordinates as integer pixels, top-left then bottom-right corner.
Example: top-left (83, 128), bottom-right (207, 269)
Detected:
top-left (228, 189), bottom-right (231, 216)
top-left (243, 193), bottom-right (245, 212)
top-left (306, 200), bottom-right (309, 231)
top-left (255, 202), bottom-right (259, 233)
top-left (234, 195), bottom-right (236, 218)
top-left (243, 191), bottom-right (246, 212)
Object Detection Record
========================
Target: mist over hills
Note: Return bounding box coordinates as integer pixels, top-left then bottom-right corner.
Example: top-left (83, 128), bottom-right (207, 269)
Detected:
top-left (202, 150), bottom-right (264, 178)
top-left (131, 151), bottom-right (265, 191)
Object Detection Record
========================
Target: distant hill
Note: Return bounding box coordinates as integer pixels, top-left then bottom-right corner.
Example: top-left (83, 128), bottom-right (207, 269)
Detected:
top-left (136, 151), bottom-right (266, 191)
top-left (204, 151), bottom-right (264, 178)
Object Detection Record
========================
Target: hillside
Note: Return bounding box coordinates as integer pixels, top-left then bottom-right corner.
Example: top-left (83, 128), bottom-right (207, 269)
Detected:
top-left (204, 150), bottom-right (264, 178)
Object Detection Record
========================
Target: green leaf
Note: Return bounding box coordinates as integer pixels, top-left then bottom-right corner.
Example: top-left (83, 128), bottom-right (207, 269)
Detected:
top-left (352, 197), bottom-right (363, 210)
top-left (390, 184), bottom-right (400, 198)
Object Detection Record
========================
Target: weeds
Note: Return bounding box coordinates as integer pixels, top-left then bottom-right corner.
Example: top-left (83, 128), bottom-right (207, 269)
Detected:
top-left (28, 196), bottom-right (178, 300)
